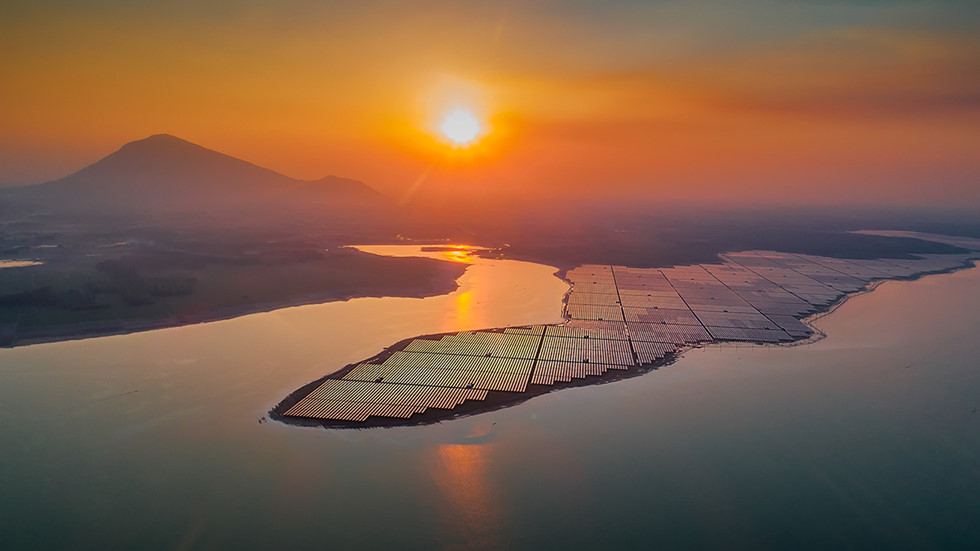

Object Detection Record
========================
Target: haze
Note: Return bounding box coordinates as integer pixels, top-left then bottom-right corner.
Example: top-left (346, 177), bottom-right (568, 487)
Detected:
top-left (2, 0), bottom-right (978, 207)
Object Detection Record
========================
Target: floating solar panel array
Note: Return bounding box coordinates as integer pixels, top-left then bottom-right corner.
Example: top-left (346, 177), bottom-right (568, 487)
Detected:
top-left (562, 251), bottom-right (976, 349)
top-left (283, 379), bottom-right (487, 422)
top-left (283, 250), bottom-right (977, 424)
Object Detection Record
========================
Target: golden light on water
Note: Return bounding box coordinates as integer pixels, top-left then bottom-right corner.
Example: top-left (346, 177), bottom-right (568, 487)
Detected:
top-left (437, 245), bottom-right (484, 263)
top-left (453, 290), bottom-right (473, 328)
top-left (440, 108), bottom-right (480, 145)
top-left (430, 441), bottom-right (503, 546)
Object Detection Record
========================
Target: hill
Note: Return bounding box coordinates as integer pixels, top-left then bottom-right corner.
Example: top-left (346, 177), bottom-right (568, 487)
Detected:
top-left (0, 134), bottom-right (386, 220)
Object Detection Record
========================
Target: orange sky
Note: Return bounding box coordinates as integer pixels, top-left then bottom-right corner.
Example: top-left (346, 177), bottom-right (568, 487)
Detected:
top-left (1, 1), bottom-right (978, 207)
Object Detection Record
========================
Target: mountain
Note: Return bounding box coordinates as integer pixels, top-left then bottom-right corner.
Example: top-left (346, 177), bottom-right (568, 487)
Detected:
top-left (0, 134), bottom-right (386, 218)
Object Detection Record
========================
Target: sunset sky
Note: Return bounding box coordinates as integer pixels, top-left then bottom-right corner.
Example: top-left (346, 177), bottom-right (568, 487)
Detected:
top-left (1, 0), bottom-right (978, 206)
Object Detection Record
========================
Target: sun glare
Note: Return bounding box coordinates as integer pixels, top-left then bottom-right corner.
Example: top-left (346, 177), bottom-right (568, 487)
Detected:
top-left (440, 108), bottom-right (480, 145)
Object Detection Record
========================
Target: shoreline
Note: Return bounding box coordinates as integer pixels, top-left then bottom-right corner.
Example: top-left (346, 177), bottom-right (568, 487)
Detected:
top-left (1, 279), bottom-right (463, 349)
top-left (270, 256), bottom-right (979, 430)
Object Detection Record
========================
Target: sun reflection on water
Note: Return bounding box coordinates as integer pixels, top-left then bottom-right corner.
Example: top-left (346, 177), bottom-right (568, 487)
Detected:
top-left (438, 245), bottom-right (483, 263)
top-left (452, 290), bottom-right (474, 330)
top-left (442, 249), bottom-right (471, 263)
top-left (430, 438), bottom-right (504, 550)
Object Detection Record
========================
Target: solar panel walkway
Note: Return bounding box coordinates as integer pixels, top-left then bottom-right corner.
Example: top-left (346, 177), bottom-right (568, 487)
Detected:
top-left (281, 250), bottom-right (977, 424)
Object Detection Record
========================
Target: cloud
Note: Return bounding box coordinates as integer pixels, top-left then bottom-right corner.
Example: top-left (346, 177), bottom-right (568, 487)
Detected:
top-left (512, 26), bottom-right (980, 126)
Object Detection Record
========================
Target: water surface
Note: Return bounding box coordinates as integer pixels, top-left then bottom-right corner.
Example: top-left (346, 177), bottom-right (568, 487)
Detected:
top-left (0, 254), bottom-right (977, 550)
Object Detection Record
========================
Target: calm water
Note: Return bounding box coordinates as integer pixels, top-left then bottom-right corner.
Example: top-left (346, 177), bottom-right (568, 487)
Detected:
top-left (0, 250), bottom-right (977, 550)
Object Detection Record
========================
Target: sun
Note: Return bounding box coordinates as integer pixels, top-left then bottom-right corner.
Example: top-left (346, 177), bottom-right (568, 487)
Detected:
top-left (440, 108), bottom-right (480, 145)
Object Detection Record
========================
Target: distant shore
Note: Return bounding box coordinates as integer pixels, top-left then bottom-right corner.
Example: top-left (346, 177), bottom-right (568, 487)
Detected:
top-left (2, 276), bottom-right (464, 349)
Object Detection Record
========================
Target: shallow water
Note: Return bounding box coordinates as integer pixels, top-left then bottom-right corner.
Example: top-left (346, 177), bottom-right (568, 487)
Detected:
top-left (0, 252), bottom-right (977, 550)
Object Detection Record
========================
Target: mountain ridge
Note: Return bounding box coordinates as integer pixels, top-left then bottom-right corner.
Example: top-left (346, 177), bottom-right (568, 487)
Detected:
top-left (1, 134), bottom-right (385, 217)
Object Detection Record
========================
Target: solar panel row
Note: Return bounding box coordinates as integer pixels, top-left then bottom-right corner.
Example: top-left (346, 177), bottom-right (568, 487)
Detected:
top-left (633, 341), bottom-right (676, 364)
top-left (504, 325), bottom-right (546, 335)
top-left (693, 310), bottom-right (780, 330)
top-left (538, 336), bottom-right (635, 366)
top-left (618, 294), bottom-right (688, 309)
top-left (370, 351), bottom-right (533, 374)
top-left (623, 307), bottom-right (702, 325)
top-left (705, 326), bottom-right (794, 342)
top-left (530, 360), bottom-right (629, 385)
top-left (565, 303), bottom-right (625, 322)
top-left (567, 292), bottom-right (621, 307)
top-left (284, 379), bottom-right (487, 421)
top-left (353, 364), bottom-right (530, 392)
top-left (549, 320), bottom-right (630, 339)
top-left (401, 332), bottom-right (541, 359)
top-left (628, 322), bottom-right (712, 344)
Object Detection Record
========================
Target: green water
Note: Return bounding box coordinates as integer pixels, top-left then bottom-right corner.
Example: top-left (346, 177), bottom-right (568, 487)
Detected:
top-left (0, 256), bottom-right (977, 550)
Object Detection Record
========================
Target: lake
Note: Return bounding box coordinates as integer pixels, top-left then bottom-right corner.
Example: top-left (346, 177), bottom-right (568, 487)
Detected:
top-left (0, 248), bottom-right (977, 550)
